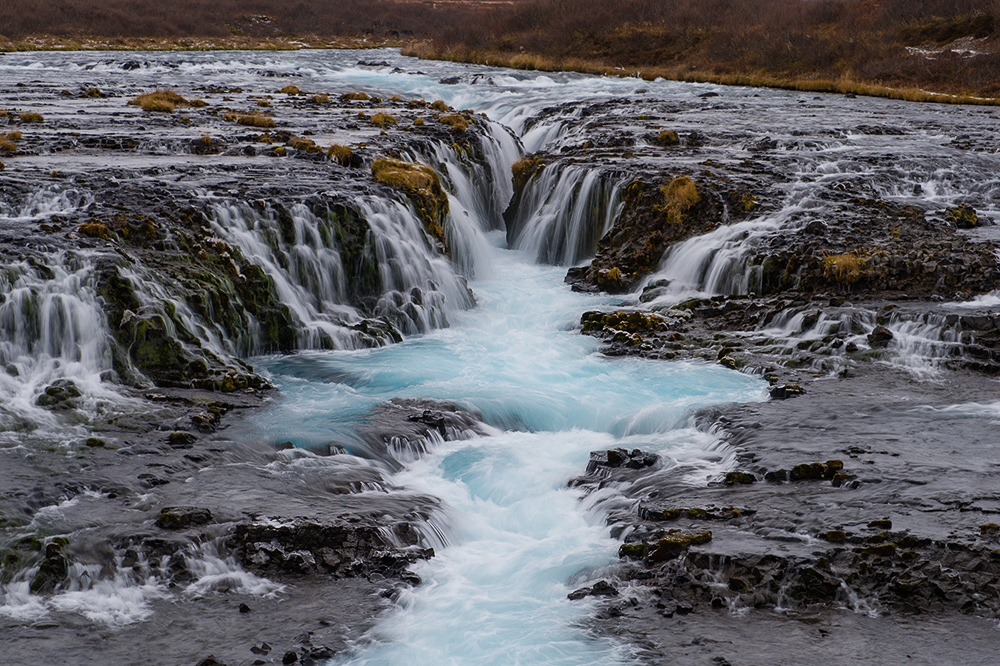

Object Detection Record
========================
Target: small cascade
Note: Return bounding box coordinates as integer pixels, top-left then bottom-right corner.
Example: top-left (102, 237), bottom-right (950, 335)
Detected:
top-left (358, 196), bottom-right (475, 335)
top-left (207, 201), bottom-right (366, 349)
top-left (507, 165), bottom-right (624, 266)
top-left (0, 253), bottom-right (127, 442)
top-left (0, 186), bottom-right (93, 220)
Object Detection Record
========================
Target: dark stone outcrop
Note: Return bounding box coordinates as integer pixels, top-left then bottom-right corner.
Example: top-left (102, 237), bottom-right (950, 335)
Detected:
top-left (232, 519), bottom-right (433, 579)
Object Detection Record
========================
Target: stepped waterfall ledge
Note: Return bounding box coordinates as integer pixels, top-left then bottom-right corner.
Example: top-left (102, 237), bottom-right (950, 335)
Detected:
top-left (3, 49), bottom-right (1000, 666)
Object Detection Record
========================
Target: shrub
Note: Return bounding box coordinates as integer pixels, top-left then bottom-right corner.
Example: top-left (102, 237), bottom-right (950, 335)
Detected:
top-left (0, 137), bottom-right (16, 153)
top-left (823, 253), bottom-right (865, 284)
top-left (327, 143), bottom-right (354, 166)
top-left (660, 176), bottom-right (700, 223)
top-left (256, 99), bottom-right (271, 107)
top-left (656, 130), bottom-right (679, 146)
top-left (340, 91), bottom-right (370, 101)
top-left (370, 112), bottom-right (397, 127)
top-left (19, 112), bottom-right (43, 123)
top-left (413, 117), bottom-right (425, 126)
top-left (128, 89), bottom-right (203, 113)
top-left (430, 100), bottom-right (449, 112)
top-left (310, 94), bottom-right (331, 104)
top-left (278, 85), bottom-right (300, 95)
top-left (439, 113), bottom-right (469, 132)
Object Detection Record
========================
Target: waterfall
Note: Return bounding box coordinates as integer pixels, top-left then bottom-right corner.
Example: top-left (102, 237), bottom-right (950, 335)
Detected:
top-left (507, 165), bottom-right (624, 266)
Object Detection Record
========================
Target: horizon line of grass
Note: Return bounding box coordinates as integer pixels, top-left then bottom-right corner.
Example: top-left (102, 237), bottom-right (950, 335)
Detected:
top-left (404, 44), bottom-right (1000, 107)
top-left (3, 32), bottom-right (997, 107)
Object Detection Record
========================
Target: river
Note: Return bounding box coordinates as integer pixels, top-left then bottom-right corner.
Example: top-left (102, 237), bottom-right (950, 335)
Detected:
top-left (1, 48), bottom-right (999, 665)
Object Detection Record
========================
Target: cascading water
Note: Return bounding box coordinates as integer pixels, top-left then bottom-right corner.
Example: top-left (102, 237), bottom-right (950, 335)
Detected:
top-left (255, 238), bottom-right (765, 666)
top-left (508, 165), bottom-right (624, 266)
top-left (3, 47), bottom-right (1000, 663)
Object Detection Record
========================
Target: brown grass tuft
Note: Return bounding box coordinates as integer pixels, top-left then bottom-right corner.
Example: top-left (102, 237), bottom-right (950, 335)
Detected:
top-left (19, 112), bottom-right (43, 123)
top-left (128, 89), bottom-right (203, 113)
top-left (224, 112), bottom-right (276, 128)
top-left (660, 176), bottom-right (700, 223)
top-left (823, 253), bottom-right (866, 284)
top-left (370, 112), bottom-right (397, 128)
top-left (278, 85), bottom-right (300, 95)
top-left (327, 143), bottom-right (354, 166)
top-left (340, 91), bottom-right (371, 102)
top-left (439, 113), bottom-right (469, 132)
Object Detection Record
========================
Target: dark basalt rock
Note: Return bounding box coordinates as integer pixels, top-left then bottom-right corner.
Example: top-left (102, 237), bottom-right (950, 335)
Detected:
top-left (156, 506), bottom-right (214, 530)
top-left (587, 448), bottom-right (659, 473)
top-left (867, 325), bottom-right (894, 348)
top-left (232, 518), bottom-right (433, 579)
top-left (568, 580), bottom-right (619, 600)
top-left (35, 379), bottom-right (82, 409)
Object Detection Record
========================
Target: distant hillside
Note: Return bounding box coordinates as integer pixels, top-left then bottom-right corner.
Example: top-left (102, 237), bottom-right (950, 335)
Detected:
top-left (420, 0), bottom-right (1000, 100)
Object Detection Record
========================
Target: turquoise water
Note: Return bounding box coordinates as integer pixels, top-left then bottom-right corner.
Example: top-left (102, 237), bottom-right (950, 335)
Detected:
top-left (254, 234), bottom-right (764, 665)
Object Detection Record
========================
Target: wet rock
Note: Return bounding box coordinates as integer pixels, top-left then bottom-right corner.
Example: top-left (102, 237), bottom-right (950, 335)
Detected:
top-left (768, 383), bottom-right (805, 400)
top-left (35, 379), bottom-right (82, 409)
top-left (587, 448), bottom-right (659, 473)
top-left (867, 325), bottom-right (894, 348)
top-left (232, 518), bottom-right (433, 579)
top-left (568, 580), bottom-right (619, 600)
top-left (30, 537), bottom-right (69, 593)
top-left (764, 460), bottom-right (845, 482)
top-left (723, 471), bottom-right (756, 485)
top-left (946, 204), bottom-right (979, 229)
top-left (195, 657), bottom-right (226, 666)
top-left (156, 506), bottom-right (213, 530)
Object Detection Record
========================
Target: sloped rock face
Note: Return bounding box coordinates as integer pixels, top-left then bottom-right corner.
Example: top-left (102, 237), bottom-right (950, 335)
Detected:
top-left (567, 174), bottom-right (759, 293)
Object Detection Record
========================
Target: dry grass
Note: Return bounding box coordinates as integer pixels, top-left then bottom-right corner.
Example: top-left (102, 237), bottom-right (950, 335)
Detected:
top-left (19, 112), bottom-right (44, 123)
top-left (511, 154), bottom-right (545, 189)
top-left (371, 157), bottom-right (449, 240)
top-left (278, 85), bottom-right (300, 95)
top-left (340, 91), bottom-right (371, 102)
top-left (128, 89), bottom-right (204, 113)
top-left (823, 253), bottom-right (866, 284)
top-left (660, 176), bottom-right (700, 224)
top-left (286, 135), bottom-right (320, 152)
top-left (438, 113), bottom-right (469, 132)
top-left (370, 112), bottom-right (397, 128)
top-left (656, 130), bottom-right (679, 147)
top-left (224, 112), bottom-right (276, 128)
top-left (327, 143), bottom-right (354, 166)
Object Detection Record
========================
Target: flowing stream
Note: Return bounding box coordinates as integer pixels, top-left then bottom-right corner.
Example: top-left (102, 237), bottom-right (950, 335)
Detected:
top-left (255, 235), bottom-right (763, 665)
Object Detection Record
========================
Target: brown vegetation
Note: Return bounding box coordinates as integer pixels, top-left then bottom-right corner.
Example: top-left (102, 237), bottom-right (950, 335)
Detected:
top-left (223, 112), bottom-right (276, 128)
top-left (418, 0), bottom-right (1000, 101)
top-left (129, 89), bottom-right (205, 113)
top-left (2, 0), bottom-right (999, 101)
top-left (327, 143), bottom-right (354, 166)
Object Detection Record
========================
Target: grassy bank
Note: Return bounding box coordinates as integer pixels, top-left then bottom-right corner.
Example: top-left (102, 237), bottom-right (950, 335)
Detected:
top-left (405, 43), bottom-right (1000, 106)
top-left (2, 0), bottom-right (999, 105)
